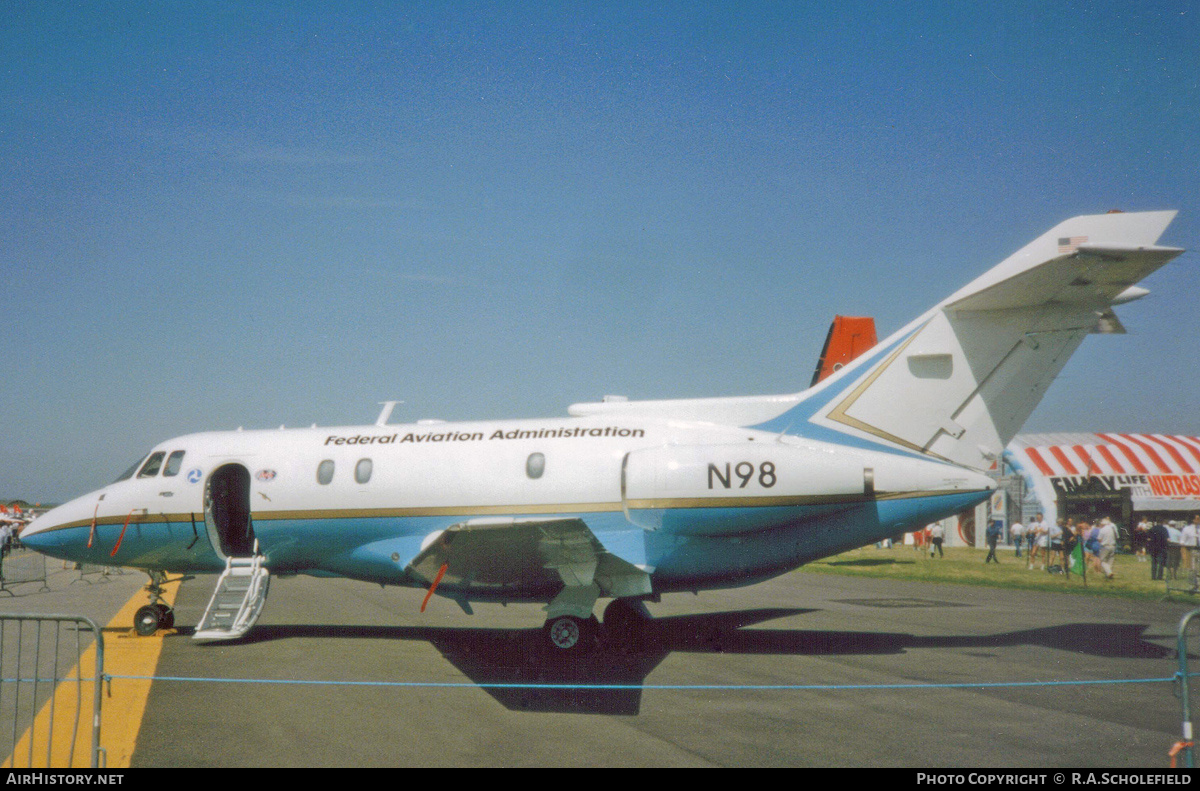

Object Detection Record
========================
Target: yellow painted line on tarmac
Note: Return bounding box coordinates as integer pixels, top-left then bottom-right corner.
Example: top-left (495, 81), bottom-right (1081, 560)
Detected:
top-left (3, 577), bottom-right (181, 768)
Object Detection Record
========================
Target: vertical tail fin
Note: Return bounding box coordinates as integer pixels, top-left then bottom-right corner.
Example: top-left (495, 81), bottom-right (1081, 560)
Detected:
top-left (810, 316), bottom-right (878, 387)
top-left (788, 211), bottom-right (1183, 469)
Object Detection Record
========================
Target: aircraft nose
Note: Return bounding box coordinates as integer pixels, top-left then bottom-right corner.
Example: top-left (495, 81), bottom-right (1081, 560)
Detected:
top-left (18, 496), bottom-right (94, 559)
top-left (19, 510), bottom-right (60, 551)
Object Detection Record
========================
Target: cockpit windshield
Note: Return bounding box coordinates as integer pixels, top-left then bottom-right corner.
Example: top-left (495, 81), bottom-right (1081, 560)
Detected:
top-left (138, 452), bottom-right (166, 478)
top-left (115, 455), bottom-right (148, 483)
top-left (163, 450), bottom-right (186, 477)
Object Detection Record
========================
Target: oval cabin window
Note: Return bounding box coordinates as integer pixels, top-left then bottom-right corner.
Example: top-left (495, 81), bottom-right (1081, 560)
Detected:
top-left (317, 460), bottom-right (335, 485)
top-left (526, 452), bottom-right (545, 479)
top-left (355, 458), bottom-right (373, 484)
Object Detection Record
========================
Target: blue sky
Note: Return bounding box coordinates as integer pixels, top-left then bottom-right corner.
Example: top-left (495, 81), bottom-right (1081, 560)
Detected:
top-left (2, 1), bottom-right (1196, 503)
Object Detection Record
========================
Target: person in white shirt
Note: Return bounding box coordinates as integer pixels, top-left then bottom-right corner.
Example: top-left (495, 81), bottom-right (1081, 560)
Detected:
top-left (1042, 519), bottom-right (1064, 572)
top-left (1027, 516), bottom-right (1048, 569)
top-left (1183, 516), bottom-right (1200, 590)
top-left (1167, 522), bottom-right (1183, 580)
top-left (1029, 515), bottom-right (1045, 564)
top-left (1181, 518), bottom-right (1199, 585)
top-left (1097, 517), bottom-right (1119, 580)
top-left (930, 523), bottom-right (945, 558)
top-left (1010, 521), bottom-right (1024, 558)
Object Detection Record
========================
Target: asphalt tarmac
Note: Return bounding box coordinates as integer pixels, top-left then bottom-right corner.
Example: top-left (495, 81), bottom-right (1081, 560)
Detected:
top-left (5, 556), bottom-right (1199, 767)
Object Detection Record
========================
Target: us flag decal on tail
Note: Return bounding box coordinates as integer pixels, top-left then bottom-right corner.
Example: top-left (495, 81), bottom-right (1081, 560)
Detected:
top-left (1058, 235), bottom-right (1088, 253)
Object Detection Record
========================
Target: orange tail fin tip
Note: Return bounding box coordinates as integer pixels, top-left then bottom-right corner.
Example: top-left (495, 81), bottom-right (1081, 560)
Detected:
top-left (810, 315), bottom-right (878, 386)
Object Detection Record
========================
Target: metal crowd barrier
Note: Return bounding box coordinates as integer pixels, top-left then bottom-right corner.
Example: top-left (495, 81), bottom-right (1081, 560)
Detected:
top-left (1173, 608), bottom-right (1200, 768)
top-left (1165, 549), bottom-right (1200, 599)
top-left (0, 614), bottom-right (105, 768)
top-left (0, 549), bottom-right (51, 595)
top-left (70, 562), bottom-right (122, 585)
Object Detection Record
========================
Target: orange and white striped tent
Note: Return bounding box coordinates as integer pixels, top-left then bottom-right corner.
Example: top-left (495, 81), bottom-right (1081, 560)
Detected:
top-left (1005, 433), bottom-right (1200, 522)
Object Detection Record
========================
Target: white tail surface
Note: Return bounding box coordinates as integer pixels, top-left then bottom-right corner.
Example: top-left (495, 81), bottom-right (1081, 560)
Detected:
top-left (806, 210), bottom-right (1183, 470)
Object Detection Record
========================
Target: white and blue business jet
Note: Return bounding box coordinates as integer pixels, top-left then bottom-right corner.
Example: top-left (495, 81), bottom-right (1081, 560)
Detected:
top-left (22, 211), bottom-right (1183, 651)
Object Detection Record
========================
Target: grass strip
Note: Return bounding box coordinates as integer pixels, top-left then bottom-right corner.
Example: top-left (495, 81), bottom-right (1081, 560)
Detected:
top-left (802, 545), bottom-right (1198, 603)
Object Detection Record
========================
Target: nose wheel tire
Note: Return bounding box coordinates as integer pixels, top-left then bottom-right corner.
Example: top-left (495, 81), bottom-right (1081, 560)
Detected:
top-left (543, 615), bottom-right (597, 653)
top-left (134, 603), bottom-right (175, 635)
top-left (134, 605), bottom-right (161, 636)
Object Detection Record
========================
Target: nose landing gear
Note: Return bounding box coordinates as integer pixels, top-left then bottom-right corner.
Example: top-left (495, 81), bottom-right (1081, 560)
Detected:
top-left (133, 571), bottom-right (176, 636)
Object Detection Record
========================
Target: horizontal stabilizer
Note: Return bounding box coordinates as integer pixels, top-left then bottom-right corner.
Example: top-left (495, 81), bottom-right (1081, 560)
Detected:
top-left (948, 245), bottom-right (1183, 313)
top-left (942, 210), bottom-right (1180, 312)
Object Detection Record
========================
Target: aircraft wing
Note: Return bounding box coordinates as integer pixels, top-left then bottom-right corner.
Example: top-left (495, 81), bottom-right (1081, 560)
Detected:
top-left (406, 516), bottom-right (653, 604)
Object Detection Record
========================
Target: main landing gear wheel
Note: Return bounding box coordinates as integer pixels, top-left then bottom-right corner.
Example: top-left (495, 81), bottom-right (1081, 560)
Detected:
top-left (542, 615), bottom-right (597, 653)
top-left (603, 599), bottom-right (649, 649)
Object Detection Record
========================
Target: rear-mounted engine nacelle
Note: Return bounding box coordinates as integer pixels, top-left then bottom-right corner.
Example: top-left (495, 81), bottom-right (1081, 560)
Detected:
top-left (620, 442), bottom-right (992, 536)
top-left (621, 443), bottom-right (870, 535)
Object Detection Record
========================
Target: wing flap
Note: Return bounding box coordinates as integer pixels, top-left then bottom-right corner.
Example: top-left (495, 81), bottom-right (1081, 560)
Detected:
top-left (406, 516), bottom-right (651, 598)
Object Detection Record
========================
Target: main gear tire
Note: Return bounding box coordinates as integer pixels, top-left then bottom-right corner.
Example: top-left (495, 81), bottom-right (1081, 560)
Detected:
top-left (542, 615), bottom-right (597, 654)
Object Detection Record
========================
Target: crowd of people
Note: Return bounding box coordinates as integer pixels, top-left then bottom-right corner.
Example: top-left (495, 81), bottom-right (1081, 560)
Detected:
top-left (913, 512), bottom-right (1200, 585)
top-left (1008, 513), bottom-right (1120, 578)
top-left (1004, 513), bottom-right (1200, 583)
top-left (1130, 515), bottom-right (1200, 585)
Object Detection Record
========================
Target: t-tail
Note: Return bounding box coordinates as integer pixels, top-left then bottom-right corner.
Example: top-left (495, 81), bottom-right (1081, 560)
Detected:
top-left (758, 210), bottom-right (1184, 470)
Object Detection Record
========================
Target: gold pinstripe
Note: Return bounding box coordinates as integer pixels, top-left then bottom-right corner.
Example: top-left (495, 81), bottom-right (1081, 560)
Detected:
top-left (33, 489), bottom-right (984, 534)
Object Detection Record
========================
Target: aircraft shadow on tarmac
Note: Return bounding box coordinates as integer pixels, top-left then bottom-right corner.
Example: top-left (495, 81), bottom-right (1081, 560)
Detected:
top-left (179, 608), bottom-right (1173, 716)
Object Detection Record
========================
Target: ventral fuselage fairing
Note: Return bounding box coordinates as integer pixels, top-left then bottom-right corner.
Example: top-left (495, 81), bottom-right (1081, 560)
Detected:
top-left (22, 210), bottom-right (1184, 650)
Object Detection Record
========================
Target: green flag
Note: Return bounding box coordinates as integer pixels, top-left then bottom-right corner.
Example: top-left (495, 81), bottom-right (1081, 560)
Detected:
top-left (1070, 541), bottom-right (1085, 576)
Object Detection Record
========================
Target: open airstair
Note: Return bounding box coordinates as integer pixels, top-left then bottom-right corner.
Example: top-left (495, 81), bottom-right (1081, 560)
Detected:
top-left (193, 551), bottom-right (270, 641)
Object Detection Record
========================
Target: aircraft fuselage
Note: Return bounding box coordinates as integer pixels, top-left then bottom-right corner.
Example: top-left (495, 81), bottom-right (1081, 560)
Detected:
top-left (27, 414), bottom-right (990, 601)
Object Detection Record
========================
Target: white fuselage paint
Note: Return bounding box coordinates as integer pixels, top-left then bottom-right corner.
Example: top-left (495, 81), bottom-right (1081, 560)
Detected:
top-left (24, 413), bottom-right (992, 598)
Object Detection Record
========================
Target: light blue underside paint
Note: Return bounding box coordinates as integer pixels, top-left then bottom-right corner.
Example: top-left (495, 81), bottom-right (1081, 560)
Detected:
top-left (27, 488), bottom-right (988, 600)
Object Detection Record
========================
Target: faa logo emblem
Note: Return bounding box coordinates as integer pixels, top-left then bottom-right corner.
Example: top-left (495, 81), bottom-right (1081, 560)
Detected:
top-left (186, 468), bottom-right (203, 484)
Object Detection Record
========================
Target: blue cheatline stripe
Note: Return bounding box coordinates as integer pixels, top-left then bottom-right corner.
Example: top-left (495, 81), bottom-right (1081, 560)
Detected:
top-left (98, 673), bottom-right (1182, 692)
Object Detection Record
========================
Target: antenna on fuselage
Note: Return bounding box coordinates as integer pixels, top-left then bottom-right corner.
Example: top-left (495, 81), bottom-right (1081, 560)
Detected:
top-left (376, 400), bottom-right (404, 426)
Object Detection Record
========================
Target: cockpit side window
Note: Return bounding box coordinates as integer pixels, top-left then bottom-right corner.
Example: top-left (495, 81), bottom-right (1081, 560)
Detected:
top-left (163, 450), bottom-right (186, 477)
top-left (115, 455), bottom-right (148, 483)
top-left (138, 452), bottom-right (166, 478)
